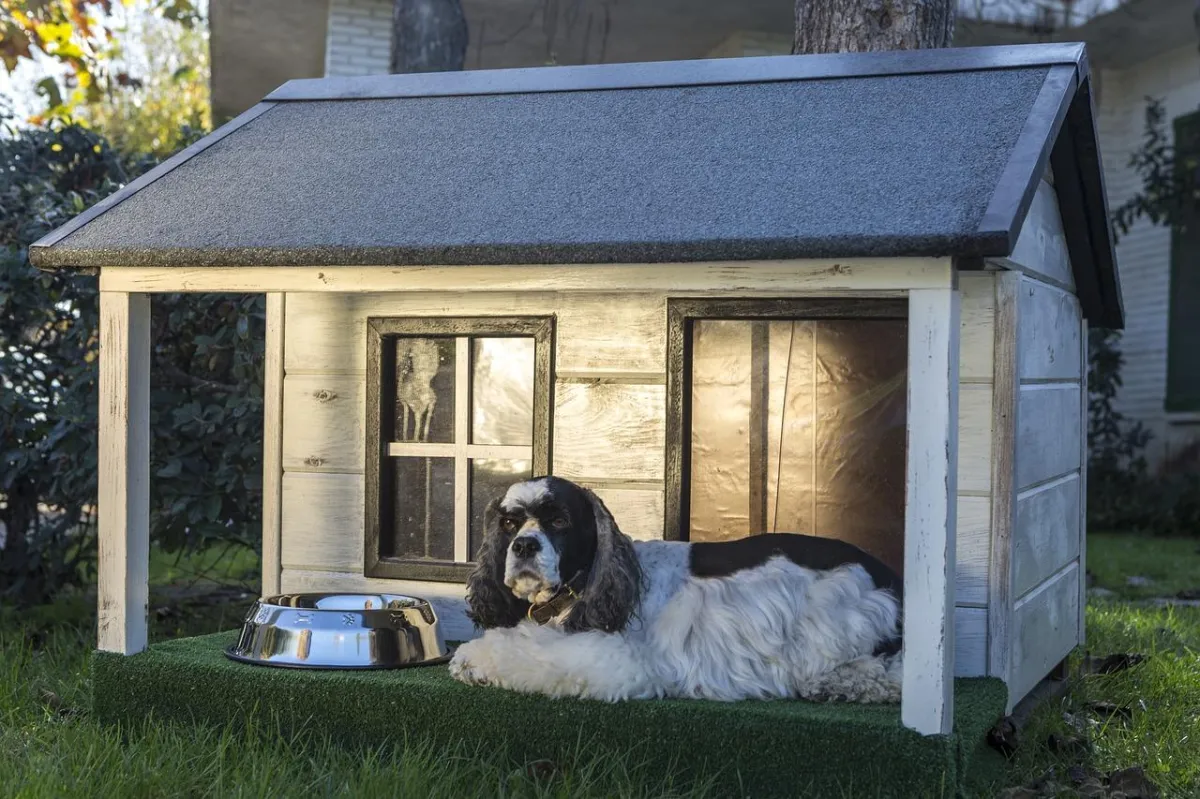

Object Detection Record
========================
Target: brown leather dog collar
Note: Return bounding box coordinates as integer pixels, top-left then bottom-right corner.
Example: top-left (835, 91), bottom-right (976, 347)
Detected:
top-left (527, 570), bottom-right (587, 625)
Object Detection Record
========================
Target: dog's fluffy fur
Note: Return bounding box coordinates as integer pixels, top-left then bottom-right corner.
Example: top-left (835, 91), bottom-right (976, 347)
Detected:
top-left (449, 476), bottom-right (904, 703)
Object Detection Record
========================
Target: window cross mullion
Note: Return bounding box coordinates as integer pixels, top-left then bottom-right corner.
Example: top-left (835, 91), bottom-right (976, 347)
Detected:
top-left (453, 337), bottom-right (471, 562)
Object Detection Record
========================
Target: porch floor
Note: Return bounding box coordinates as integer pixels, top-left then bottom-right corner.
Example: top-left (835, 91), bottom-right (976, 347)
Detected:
top-left (93, 633), bottom-right (1007, 798)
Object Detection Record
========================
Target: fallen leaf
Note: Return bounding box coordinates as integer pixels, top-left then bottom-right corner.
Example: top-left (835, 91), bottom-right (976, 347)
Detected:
top-left (37, 688), bottom-right (79, 718)
top-left (1082, 653), bottom-right (1149, 676)
top-left (524, 760), bottom-right (557, 781)
top-left (1047, 733), bottom-right (1092, 758)
top-left (998, 788), bottom-right (1041, 799)
top-left (1068, 765), bottom-right (1102, 784)
top-left (1107, 765), bottom-right (1160, 798)
top-left (987, 715), bottom-right (1020, 758)
top-left (38, 688), bottom-right (63, 711)
top-left (1087, 701), bottom-right (1133, 721)
top-left (1063, 710), bottom-right (1096, 732)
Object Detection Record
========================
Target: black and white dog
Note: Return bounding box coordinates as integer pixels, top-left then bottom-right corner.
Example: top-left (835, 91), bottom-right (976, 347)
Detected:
top-left (449, 476), bottom-right (904, 703)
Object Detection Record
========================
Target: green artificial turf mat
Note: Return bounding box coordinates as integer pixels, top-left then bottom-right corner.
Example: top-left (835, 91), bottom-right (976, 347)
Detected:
top-left (93, 632), bottom-right (1007, 798)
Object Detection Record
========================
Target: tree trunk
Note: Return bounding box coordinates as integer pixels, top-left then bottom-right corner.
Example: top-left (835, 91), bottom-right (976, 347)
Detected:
top-left (793, 0), bottom-right (954, 54)
top-left (390, 0), bottom-right (469, 73)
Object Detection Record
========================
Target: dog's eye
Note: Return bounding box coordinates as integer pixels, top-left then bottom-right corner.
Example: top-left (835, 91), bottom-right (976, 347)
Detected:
top-left (550, 516), bottom-right (569, 530)
top-left (500, 517), bottom-right (518, 534)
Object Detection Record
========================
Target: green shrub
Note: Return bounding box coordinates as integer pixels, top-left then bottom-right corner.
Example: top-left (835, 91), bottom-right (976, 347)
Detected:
top-left (0, 116), bottom-right (263, 606)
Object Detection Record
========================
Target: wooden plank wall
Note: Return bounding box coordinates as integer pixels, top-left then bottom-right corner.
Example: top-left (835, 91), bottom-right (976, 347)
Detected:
top-left (277, 290), bottom-right (669, 642)
top-left (1007, 275), bottom-right (1085, 702)
top-left (277, 275), bottom-right (997, 662)
top-left (989, 177), bottom-right (1087, 706)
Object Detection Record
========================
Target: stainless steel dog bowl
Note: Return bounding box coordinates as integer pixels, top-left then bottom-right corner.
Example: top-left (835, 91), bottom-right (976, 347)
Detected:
top-left (224, 593), bottom-right (449, 670)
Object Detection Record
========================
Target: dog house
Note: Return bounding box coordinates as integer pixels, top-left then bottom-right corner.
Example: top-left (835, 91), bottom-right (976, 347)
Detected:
top-left (32, 42), bottom-right (1120, 746)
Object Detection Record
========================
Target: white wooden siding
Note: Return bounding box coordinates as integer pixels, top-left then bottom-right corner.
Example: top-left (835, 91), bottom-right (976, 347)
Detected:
top-left (552, 383), bottom-right (666, 483)
top-left (1012, 474), bottom-right (1082, 598)
top-left (992, 180), bottom-right (1074, 292)
top-left (1017, 280), bottom-right (1083, 382)
top-left (953, 274), bottom-right (998, 678)
top-left (993, 261), bottom-right (1085, 706)
top-left (1010, 562), bottom-right (1081, 702)
top-left (954, 607), bottom-right (988, 677)
top-left (275, 262), bottom-right (995, 681)
top-left (1016, 385), bottom-right (1083, 490)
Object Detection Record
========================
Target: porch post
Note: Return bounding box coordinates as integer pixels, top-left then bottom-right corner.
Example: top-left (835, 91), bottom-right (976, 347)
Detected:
top-left (97, 291), bottom-right (151, 654)
top-left (902, 283), bottom-right (961, 735)
top-left (260, 292), bottom-right (285, 597)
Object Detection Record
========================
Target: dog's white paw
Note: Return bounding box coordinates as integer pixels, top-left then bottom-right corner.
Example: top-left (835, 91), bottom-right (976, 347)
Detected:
top-left (448, 641), bottom-right (489, 686)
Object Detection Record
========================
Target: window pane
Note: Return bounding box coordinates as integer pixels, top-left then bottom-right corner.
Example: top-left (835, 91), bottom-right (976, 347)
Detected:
top-left (471, 337), bottom-right (534, 446)
top-left (394, 338), bottom-right (455, 444)
top-left (469, 458), bottom-right (532, 558)
top-left (688, 318), bottom-right (907, 578)
top-left (390, 456), bottom-right (455, 560)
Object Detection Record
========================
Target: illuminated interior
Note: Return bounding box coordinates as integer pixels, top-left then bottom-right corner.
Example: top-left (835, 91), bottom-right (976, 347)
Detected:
top-left (689, 319), bottom-right (908, 577)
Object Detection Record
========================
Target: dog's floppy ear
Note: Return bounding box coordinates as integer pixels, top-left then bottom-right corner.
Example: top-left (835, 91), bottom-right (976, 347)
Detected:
top-left (464, 498), bottom-right (528, 629)
top-left (564, 488), bottom-right (642, 634)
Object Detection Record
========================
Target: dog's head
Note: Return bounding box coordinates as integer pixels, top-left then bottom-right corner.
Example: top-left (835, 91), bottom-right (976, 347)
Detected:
top-left (465, 476), bottom-right (641, 633)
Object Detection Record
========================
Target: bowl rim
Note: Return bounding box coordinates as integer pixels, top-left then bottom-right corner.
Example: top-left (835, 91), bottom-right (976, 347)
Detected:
top-left (222, 646), bottom-right (452, 671)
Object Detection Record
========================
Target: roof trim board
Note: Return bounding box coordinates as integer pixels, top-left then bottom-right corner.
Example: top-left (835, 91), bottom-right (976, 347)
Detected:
top-left (1051, 76), bottom-right (1124, 329)
top-left (265, 42), bottom-right (1088, 102)
top-left (976, 64), bottom-right (1077, 253)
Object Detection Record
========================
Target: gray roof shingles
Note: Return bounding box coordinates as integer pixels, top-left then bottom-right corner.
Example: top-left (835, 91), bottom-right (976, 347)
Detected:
top-left (29, 44), bottom-right (1122, 327)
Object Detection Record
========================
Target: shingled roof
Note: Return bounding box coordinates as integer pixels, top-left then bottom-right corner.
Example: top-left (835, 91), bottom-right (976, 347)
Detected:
top-left (29, 43), bottom-right (1122, 327)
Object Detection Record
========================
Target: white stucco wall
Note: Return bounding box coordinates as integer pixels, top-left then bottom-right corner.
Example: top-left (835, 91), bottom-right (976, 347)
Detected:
top-left (1095, 44), bottom-right (1200, 462)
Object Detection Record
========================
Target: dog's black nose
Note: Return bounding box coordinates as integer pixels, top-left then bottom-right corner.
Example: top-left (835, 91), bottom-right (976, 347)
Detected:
top-left (511, 536), bottom-right (542, 559)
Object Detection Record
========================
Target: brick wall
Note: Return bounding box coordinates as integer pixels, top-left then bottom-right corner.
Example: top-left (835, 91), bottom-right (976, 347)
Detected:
top-left (326, 0), bottom-right (392, 76)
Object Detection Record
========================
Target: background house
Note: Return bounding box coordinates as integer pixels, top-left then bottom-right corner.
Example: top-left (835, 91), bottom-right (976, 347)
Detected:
top-left (208, 0), bottom-right (1199, 464)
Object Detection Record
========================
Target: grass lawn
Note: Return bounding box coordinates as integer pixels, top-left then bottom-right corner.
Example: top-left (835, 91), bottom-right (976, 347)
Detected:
top-left (2, 535), bottom-right (1198, 798)
top-left (995, 534), bottom-right (1200, 798)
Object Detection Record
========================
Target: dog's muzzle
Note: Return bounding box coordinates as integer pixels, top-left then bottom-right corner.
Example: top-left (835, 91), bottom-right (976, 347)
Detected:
top-left (504, 528), bottom-right (560, 603)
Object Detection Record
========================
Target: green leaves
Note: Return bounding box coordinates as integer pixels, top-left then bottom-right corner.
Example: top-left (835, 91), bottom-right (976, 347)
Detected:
top-left (1, 117), bottom-right (263, 606)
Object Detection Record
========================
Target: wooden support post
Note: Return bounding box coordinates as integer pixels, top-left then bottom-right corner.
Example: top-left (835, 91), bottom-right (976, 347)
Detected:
top-left (261, 293), bottom-right (285, 597)
top-left (988, 272), bottom-right (1020, 689)
top-left (98, 291), bottom-right (151, 654)
top-left (902, 286), bottom-right (961, 735)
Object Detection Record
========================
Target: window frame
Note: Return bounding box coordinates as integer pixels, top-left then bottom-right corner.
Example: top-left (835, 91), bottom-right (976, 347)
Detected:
top-left (364, 315), bottom-right (555, 582)
top-left (664, 297), bottom-right (909, 541)
top-left (1167, 110), bottom-right (1200, 413)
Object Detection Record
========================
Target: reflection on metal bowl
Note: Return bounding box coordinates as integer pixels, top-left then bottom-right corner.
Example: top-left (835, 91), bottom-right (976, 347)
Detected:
top-left (224, 593), bottom-right (449, 670)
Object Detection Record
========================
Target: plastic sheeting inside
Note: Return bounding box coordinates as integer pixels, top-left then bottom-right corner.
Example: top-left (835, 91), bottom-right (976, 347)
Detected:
top-left (689, 319), bottom-right (908, 577)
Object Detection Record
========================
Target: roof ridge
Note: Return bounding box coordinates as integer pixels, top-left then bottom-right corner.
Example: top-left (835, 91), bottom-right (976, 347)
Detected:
top-left (267, 42), bottom-right (1087, 103)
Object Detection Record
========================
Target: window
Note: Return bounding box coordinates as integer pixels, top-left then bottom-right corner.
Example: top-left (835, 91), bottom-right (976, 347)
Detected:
top-left (365, 317), bottom-right (554, 581)
top-left (1168, 111), bottom-right (1200, 412)
top-left (665, 299), bottom-right (908, 577)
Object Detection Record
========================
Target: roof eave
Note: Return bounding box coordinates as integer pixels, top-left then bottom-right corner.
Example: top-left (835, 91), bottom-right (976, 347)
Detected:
top-left (27, 102), bottom-right (278, 272)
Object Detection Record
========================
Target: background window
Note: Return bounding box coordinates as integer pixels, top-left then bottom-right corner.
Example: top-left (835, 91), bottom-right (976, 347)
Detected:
top-left (1168, 110), bottom-right (1200, 412)
top-left (366, 318), bottom-right (553, 582)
